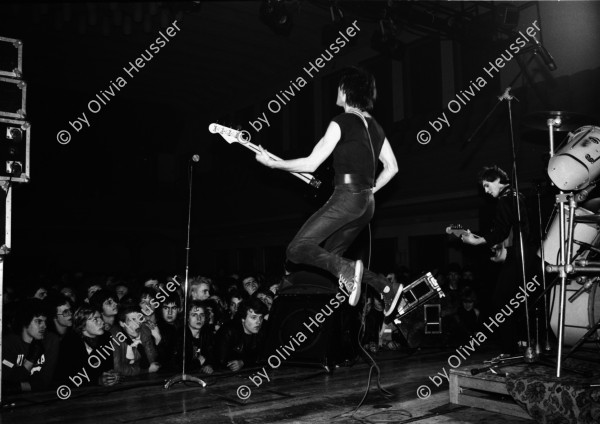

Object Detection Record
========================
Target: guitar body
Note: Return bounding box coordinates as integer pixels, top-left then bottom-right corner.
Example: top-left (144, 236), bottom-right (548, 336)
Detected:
top-left (446, 224), bottom-right (507, 263)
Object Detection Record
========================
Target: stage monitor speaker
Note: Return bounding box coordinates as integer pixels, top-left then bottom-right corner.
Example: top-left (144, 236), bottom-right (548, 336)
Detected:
top-left (261, 292), bottom-right (346, 371)
top-left (395, 296), bottom-right (446, 348)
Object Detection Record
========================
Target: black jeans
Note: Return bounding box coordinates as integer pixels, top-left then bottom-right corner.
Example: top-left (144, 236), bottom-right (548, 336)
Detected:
top-left (286, 184), bottom-right (387, 293)
top-left (492, 246), bottom-right (540, 353)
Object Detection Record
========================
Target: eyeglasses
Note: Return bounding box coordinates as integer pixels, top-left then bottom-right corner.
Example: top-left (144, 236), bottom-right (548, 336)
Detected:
top-left (57, 309), bottom-right (72, 317)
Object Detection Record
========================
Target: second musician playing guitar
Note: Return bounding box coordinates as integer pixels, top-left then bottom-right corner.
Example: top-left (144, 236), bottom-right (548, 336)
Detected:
top-left (461, 165), bottom-right (538, 355)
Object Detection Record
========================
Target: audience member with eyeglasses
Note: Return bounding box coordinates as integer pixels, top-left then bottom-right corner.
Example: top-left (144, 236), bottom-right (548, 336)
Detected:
top-left (46, 294), bottom-right (74, 340)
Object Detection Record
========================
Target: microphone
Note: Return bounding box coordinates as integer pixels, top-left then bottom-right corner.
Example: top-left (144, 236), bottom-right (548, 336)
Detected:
top-left (531, 36), bottom-right (557, 71)
top-left (498, 86), bottom-right (513, 101)
top-left (190, 154), bottom-right (200, 163)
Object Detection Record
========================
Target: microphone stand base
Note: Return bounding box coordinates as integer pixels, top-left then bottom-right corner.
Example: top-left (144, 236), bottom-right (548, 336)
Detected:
top-left (524, 346), bottom-right (539, 363)
top-left (164, 373), bottom-right (207, 389)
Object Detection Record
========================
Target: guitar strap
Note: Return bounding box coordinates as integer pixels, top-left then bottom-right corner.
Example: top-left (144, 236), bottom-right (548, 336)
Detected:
top-left (504, 228), bottom-right (513, 248)
top-left (348, 110), bottom-right (377, 183)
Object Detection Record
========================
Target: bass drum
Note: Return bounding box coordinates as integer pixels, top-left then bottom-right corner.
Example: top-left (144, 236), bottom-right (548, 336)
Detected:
top-left (550, 280), bottom-right (600, 346)
top-left (539, 206), bottom-right (600, 265)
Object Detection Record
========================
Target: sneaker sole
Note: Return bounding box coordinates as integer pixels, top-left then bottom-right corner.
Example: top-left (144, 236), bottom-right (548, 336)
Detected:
top-left (383, 283), bottom-right (404, 317)
top-left (348, 260), bottom-right (363, 306)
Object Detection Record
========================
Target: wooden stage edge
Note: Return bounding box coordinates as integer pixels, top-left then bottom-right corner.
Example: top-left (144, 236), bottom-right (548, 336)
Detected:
top-left (1, 347), bottom-right (536, 424)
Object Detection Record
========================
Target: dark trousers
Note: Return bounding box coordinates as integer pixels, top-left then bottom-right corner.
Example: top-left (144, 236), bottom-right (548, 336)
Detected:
top-left (286, 184), bottom-right (387, 293)
top-left (492, 246), bottom-right (540, 353)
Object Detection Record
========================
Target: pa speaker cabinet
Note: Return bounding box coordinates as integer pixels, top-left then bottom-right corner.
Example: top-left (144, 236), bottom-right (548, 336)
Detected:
top-left (0, 117), bottom-right (30, 183)
top-left (0, 37), bottom-right (23, 79)
top-left (262, 292), bottom-right (344, 371)
top-left (0, 77), bottom-right (26, 119)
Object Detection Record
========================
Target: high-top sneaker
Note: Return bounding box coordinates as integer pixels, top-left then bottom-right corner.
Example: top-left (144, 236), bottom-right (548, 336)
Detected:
top-left (338, 259), bottom-right (363, 306)
top-left (382, 282), bottom-right (403, 317)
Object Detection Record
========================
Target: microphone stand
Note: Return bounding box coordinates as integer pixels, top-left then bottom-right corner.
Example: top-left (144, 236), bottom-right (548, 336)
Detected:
top-left (165, 157), bottom-right (206, 389)
top-left (466, 88), bottom-right (556, 379)
top-left (462, 46), bottom-right (541, 147)
top-left (501, 87), bottom-right (537, 363)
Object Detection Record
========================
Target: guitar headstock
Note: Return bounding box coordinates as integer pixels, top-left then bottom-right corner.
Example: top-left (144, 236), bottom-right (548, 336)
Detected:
top-left (446, 224), bottom-right (467, 237)
top-left (209, 123), bottom-right (251, 145)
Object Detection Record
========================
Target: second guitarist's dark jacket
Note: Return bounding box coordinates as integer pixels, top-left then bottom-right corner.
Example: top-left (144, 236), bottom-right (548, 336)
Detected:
top-left (483, 186), bottom-right (531, 254)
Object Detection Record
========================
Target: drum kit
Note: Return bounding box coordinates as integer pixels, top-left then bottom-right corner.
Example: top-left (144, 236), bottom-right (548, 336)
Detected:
top-left (527, 111), bottom-right (600, 377)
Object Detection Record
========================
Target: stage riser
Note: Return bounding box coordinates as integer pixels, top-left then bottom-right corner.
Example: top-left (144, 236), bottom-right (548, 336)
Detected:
top-left (449, 364), bottom-right (531, 420)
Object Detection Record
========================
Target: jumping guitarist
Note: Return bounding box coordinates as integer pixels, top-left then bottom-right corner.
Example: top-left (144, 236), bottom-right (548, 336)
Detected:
top-left (254, 67), bottom-right (403, 316)
top-left (460, 165), bottom-right (537, 354)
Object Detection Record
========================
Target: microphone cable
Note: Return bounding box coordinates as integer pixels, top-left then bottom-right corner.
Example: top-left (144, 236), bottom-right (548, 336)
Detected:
top-left (334, 224), bottom-right (412, 421)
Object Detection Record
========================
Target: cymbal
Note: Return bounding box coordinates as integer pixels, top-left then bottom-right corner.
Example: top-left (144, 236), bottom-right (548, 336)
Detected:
top-left (574, 214), bottom-right (600, 224)
top-left (521, 111), bottom-right (596, 132)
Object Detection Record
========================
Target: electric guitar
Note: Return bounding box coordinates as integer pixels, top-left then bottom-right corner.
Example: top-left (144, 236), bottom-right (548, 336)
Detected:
top-left (208, 123), bottom-right (322, 189)
top-left (445, 224), bottom-right (507, 263)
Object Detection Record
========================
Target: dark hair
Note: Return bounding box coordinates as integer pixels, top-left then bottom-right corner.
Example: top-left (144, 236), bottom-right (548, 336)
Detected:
top-left (116, 302), bottom-right (141, 324)
top-left (84, 279), bottom-right (104, 291)
top-left (44, 294), bottom-right (72, 318)
top-left (338, 67), bottom-right (377, 111)
top-left (139, 287), bottom-right (158, 301)
top-left (204, 298), bottom-right (223, 322)
top-left (162, 292), bottom-right (181, 308)
top-left (238, 298), bottom-right (267, 320)
top-left (15, 299), bottom-right (47, 331)
top-left (73, 305), bottom-right (97, 335)
top-left (27, 283), bottom-right (48, 298)
top-left (478, 165), bottom-right (510, 185)
top-left (90, 289), bottom-right (116, 312)
top-left (254, 288), bottom-right (274, 301)
top-left (187, 300), bottom-right (208, 320)
top-left (228, 290), bottom-right (244, 303)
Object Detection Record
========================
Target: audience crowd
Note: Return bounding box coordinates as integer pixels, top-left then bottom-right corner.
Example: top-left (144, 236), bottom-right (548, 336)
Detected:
top-left (1, 264), bottom-right (485, 396)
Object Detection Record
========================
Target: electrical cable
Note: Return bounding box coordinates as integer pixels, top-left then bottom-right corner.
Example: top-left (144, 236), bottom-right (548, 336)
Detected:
top-left (334, 224), bottom-right (411, 421)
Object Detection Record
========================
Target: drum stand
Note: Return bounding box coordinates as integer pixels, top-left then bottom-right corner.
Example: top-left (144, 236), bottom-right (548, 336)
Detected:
top-left (564, 317), bottom-right (600, 360)
top-left (542, 118), bottom-right (600, 376)
top-left (535, 182), bottom-right (552, 353)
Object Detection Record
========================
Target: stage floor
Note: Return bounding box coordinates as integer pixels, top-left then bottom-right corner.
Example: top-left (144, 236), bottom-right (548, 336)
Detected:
top-left (1, 347), bottom-right (534, 423)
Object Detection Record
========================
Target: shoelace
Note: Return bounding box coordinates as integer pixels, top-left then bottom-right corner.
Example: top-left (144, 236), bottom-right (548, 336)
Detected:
top-left (339, 275), bottom-right (355, 292)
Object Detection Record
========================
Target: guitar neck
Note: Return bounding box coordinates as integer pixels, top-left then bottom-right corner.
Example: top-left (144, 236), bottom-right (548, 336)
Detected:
top-left (241, 141), bottom-right (321, 188)
top-left (447, 228), bottom-right (481, 239)
top-left (210, 124), bottom-right (321, 189)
